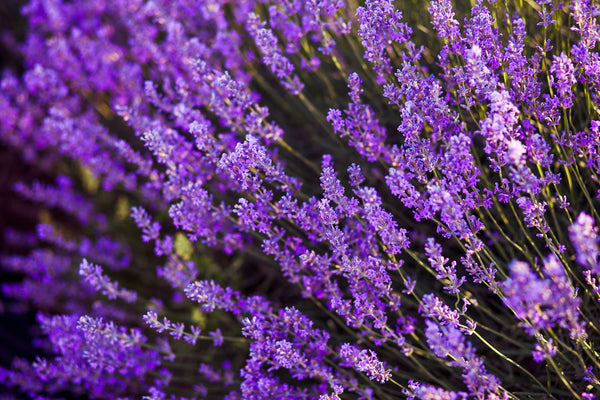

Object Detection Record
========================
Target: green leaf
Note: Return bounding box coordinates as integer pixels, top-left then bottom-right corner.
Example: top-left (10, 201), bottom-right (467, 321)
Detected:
top-left (174, 232), bottom-right (194, 261)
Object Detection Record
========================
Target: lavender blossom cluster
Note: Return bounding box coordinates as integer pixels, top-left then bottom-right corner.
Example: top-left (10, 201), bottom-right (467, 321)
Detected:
top-left (1, 0), bottom-right (600, 399)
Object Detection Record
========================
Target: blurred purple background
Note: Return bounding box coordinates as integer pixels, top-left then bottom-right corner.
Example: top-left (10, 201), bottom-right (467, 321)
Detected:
top-left (0, 0), bottom-right (42, 395)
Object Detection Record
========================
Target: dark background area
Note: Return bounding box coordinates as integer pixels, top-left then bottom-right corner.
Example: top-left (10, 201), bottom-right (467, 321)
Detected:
top-left (0, 0), bottom-right (43, 395)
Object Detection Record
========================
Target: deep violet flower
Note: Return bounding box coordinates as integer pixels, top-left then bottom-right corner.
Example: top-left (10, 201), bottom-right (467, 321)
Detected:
top-left (501, 256), bottom-right (586, 339)
top-left (2, 0), bottom-right (600, 399)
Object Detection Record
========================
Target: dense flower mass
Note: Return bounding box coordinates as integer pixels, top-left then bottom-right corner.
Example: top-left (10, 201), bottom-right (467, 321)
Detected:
top-left (1, 0), bottom-right (600, 399)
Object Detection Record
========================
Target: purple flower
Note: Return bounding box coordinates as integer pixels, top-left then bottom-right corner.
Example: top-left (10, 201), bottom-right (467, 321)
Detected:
top-left (246, 13), bottom-right (304, 94)
top-left (339, 343), bottom-right (391, 383)
top-left (515, 197), bottom-right (549, 233)
top-left (424, 238), bottom-right (466, 293)
top-left (272, 340), bottom-right (302, 369)
top-left (356, 0), bottom-right (413, 83)
top-left (405, 380), bottom-right (467, 400)
top-left (420, 294), bottom-right (459, 328)
top-left (355, 186), bottom-right (409, 254)
top-left (428, 0), bottom-right (460, 41)
top-left (549, 52), bottom-right (576, 108)
top-left (218, 135), bottom-right (299, 194)
top-left (24, 313), bottom-right (163, 398)
top-left (210, 328), bottom-right (225, 347)
top-left (569, 212), bottom-right (600, 273)
top-left (79, 259), bottom-right (137, 303)
top-left (532, 339), bottom-right (557, 363)
top-left (3, 1), bottom-right (600, 398)
top-left (424, 319), bottom-right (501, 398)
top-left (327, 73), bottom-right (390, 162)
top-left (501, 255), bottom-right (586, 339)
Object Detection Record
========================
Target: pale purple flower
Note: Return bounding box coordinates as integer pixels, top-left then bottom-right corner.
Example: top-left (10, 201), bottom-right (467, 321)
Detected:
top-left (569, 212), bottom-right (600, 272)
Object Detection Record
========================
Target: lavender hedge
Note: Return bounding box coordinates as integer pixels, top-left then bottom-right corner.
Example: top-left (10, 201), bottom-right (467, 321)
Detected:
top-left (1, 0), bottom-right (599, 399)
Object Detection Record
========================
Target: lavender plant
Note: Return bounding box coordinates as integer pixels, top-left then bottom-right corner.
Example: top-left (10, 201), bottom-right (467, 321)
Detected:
top-left (1, 0), bottom-right (600, 399)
